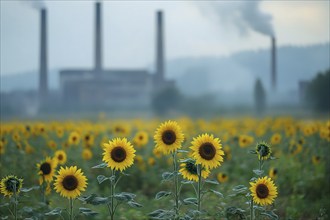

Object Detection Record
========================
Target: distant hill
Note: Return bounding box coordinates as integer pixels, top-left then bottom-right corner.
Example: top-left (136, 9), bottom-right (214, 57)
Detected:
top-left (1, 43), bottom-right (329, 97)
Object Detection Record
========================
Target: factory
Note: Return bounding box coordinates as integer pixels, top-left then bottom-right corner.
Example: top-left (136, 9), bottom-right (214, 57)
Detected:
top-left (40, 2), bottom-right (173, 110)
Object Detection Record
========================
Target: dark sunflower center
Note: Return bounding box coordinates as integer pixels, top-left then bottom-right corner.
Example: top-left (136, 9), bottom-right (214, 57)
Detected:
top-left (256, 184), bottom-right (269, 199)
top-left (162, 130), bottom-right (176, 145)
top-left (139, 135), bottom-right (143, 140)
top-left (273, 169), bottom-right (278, 175)
top-left (72, 136), bottom-right (77, 141)
top-left (186, 162), bottom-right (197, 175)
top-left (85, 135), bottom-right (90, 141)
top-left (5, 178), bottom-right (20, 193)
top-left (298, 140), bottom-right (303, 145)
top-left (257, 144), bottom-right (270, 157)
top-left (222, 174), bottom-right (227, 178)
top-left (40, 162), bottom-right (51, 175)
top-left (111, 147), bottom-right (127, 162)
top-left (199, 142), bottom-right (216, 160)
top-left (58, 154), bottom-right (63, 160)
top-left (62, 175), bottom-right (78, 191)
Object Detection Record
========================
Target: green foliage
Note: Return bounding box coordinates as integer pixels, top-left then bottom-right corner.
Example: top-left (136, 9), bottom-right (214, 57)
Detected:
top-left (254, 78), bottom-right (266, 115)
top-left (306, 69), bottom-right (330, 111)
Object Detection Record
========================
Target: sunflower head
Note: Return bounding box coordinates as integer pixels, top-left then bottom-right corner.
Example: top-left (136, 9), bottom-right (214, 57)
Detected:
top-left (190, 133), bottom-right (224, 170)
top-left (269, 167), bottom-right (278, 179)
top-left (54, 166), bottom-right (87, 199)
top-left (37, 157), bottom-right (58, 183)
top-left (0, 175), bottom-right (23, 197)
top-left (217, 172), bottom-right (228, 183)
top-left (250, 176), bottom-right (278, 206)
top-left (102, 138), bottom-right (136, 171)
top-left (133, 131), bottom-right (149, 148)
top-left (312, 155), bottom-right (321, 165)
top-left (256, 142), bottom-right (272, 160)
top-left (54, 150), bottom-right (67, 165)
top-left (154, 121), bottom-right (184, 155)
top-left (179, 159), bottom-right (210, 182)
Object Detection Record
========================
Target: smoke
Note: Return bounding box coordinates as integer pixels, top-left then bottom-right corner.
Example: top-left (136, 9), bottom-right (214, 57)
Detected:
top-left (197, 0), bottom-right (275, 37)
top-left (22, 0), bottom-right (46, 10)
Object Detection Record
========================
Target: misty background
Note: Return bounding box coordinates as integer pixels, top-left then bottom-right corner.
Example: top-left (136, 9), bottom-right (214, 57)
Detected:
top-left (0, 0), bottom-right (329, 117)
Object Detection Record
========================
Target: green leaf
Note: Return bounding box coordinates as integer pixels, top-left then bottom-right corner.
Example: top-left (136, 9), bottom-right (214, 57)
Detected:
top-left (253, 169), bottom-right (264, 176)
top-left (22, 206), bottom-right (33, 213)
top-left (20, 186), bottom-right (40, 192)
top-left (114, 192), bottom-right (136, 202)
top-left (155, 191), bottom-right (172, 200)
top-left (45, 207), bottom-right (62, 216)
top-left (270, 156), bottom-right (277, 160)
top-left (177, 149), bottom-right (189, 153)
top-left (162, 172), bottom-right (174, 181)
top-left (181, 180), bottom-right (194, 184)
top-left (260, 211), bottom-right (279, 220)
top-left (0, 203), bottom-right (9, 208)
top-left (127, 201), bottom-right (143, 208)
top-left (97, 175), bottom-right (109, 184)
top-left (232, 185), bottom-right (247, 192)
top-left (250, 177), bottom-right (257, 182)
top-left (209, 189), bottom-right (224, 198)
top-left (204, 179), bottom-right (219, 185)
top-left (248, 150), bottom-right (257, 154)
top-left (79, 207), bottom-right (98, 216)
top-left (148, 209), bottom-right (167, 217)
top-left (183, 198), bottom-right (198, 206)
top-left (92, 163), bottom-right (108, 169)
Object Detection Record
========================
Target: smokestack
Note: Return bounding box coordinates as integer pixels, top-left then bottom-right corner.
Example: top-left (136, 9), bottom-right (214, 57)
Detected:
top-left (271, 37), bottom-right (277, 91)
top-left (39, 8), bottom-right (48, 99)
top-left (156, 11), bottom-right (164, 82)
top-left (95, 2), bottom-right (102, 73)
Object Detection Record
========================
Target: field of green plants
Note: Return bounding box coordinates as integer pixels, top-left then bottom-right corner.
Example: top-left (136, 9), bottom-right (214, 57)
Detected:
top-left (0, 117), bottom-right (329, 219)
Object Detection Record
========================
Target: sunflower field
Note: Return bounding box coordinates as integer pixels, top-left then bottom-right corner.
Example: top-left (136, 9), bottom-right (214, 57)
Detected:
top-left (0, 117), bottom-right (329, 219)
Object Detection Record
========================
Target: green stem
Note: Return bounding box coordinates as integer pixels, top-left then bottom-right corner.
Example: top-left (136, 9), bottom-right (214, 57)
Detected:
top-left (250, 198), bottom-right (254, 220)
top-left (197, 164), bottom-right (202, 218)
top-left (13, 186), bottom-right (17, 220)
top-left (69, 198), bottom-right (74, 220)
top-left (110, 169), bottom-right (116, 220)
top-left (172, 152), bottom-right (179, 219)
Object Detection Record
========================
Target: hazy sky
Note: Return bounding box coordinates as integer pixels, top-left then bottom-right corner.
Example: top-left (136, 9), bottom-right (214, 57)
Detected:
top-left (1, 0), bottom-right (329, 75)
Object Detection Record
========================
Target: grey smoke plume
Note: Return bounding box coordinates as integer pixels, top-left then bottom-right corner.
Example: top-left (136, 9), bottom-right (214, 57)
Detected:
top-left (197, 1), bottom-right (275, 37)
top-left (23, 0), bottom-right (46, 9)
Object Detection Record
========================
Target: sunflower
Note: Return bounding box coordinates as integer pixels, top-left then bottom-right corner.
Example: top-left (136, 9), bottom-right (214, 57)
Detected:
top-left (217, 172), bottom-right (228, 183)
top-left (270, 133), bottom-right (281, 145)
top-left (102, 138), bottom-right (136, 171)
top-left (37, 157), bottom-right (58, 183)
top-left (179, 159), bottom-right (210, 182)
top-left (269, 168), bottom-right (278, 179)
top-left (0, 175), bottom-right (23, 197)
top-left (48, 140), bottom-right (57, 150)
top-left (250, 176), bottom-right (278, 206)
top-left (133, 131), bottom-right (149, 148)
top-left (83, 133), bottom-right (95, 147)
top-left (154, 120), bottom-right (184, 155)
top-left (54, 150), bottom-right (67, 165)
top-left (255, 142), bottom-right (272, 160)
top-left (68, 131), bottom-right (80, 146)
top-left (0, 140), bottom-right (5, 154)
top-left (56, 127), bottom-right (64, 138)
top-left (238, 134), bottom-right (254, 148)
top-left (312, 156), bottom-right (321, 165)
top-left (190, 133), bottom-right (224, 170)
top-left (82, 149), bottom-right (93, 160)
top-left (54, 166), bottom-right (87, 199)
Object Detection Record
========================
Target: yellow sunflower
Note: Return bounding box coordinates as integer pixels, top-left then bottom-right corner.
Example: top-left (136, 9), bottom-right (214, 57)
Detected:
top-left (238, 134), bottom-right (254, 148)
top-left (82, 149), bottom-right (93, 160)
top-left (179, 159), bottom-right (210, 182)
top-left (133, 131), bottom-right (149, 148)
top-left (0, 175), bottom-right (23, 197)
top-left (269, 168), bottom-right (278, 179)
top-left (190, 133), bottom-right (224, 169)
top-left (312, 156), bottom-right (321, 165)
top-left (37, 157), bottom-right (58, 183)
top-left (102, 138), bottom-right (136, 171)
top-left (255, 142), bottom-right (272, 160)
top-left (217, 172), bottom-right (229, 183)
top-left (68, 131), bottom-right (80, 146)
top-left (270, 133), bottom-right (281, 145)
top-left (250, 176), bottom-right (278, 206)
top-left (54, 150), bottom-right (67, 165)
top-left (54, 166), bottom-right (87, 199)
top-left (154, 120), bottom-right (184, 155)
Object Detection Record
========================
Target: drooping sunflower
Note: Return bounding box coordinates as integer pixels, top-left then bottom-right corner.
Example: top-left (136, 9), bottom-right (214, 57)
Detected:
top-left (179, 159), bottom-right (210, 182)
top-left (102, 138), bottom-right (136, 171)
top-left (250, 176), bottom-right (278, 206)
top-left (217, 172), bottom-right (229, 183)
top-left (255, 142), bottom-right (272, 160)
top-left (190, 134), bottom-right (224, 170)
top-left (0, 175), bottom-right (23, 197)
top-left (37, 157), bottom-right (58, 183)
top-left (54, 166), bottom-right (87, 199)
top-left (154, 120), bottom-right (184, 155)
top-left (54, 150), bottom-right (67, 165)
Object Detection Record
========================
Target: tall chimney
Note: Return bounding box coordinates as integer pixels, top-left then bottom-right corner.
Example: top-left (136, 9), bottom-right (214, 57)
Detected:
top-left (271, 37), bottom-right (277, 91)
top-left (95, 2), bottom-right (102, 73)
top-left (39, 8), bottom-right (48, 100)
top-left (156, 11), bottom-right (164, 82)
